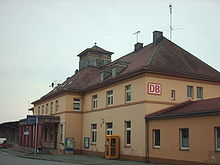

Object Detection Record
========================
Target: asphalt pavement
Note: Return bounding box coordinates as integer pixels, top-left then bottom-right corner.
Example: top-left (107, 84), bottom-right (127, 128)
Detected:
top-left (0, 148), bottom-right (168, 165)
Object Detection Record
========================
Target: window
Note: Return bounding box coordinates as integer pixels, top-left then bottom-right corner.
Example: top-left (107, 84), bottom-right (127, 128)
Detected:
top-left (60, 125), bottom-right (63, 142)
top-left (42, 105), bottom-right (44, 115)
top-left (197, 87), bottom-right (203, 99)
top-left (180, 128), bottom-right (189, 150)
top-left (38, 106), bottom-right (40, 115)
top-left (91, 124), bottom-right (97, 144)
top-left (171, 90), bottom-right (176, 100)
top-left (73, 98), bottom-right (80, 110)
top-left (106, 123), bottom-right (113, 135)
top-left (125, 121), bottom-right (131, 145)
top-left (125, 85), bottom-right (131, 102)
top-left (153, 129), bottom-right (160, 148)
top-left (187, 86), bottom-right (193, 98)
top-left (55, 100), bottom-right (59, 112)
top-left (107, 90), bottom-right (113, 106)
top-left (216, 127), bottom-right (220, 151)
top-left (92, 95), bottom-right (98, 109)
top-left (50, 102), bottom-right (53, 115)
top-left (46, 104), bottom-right (48, 115)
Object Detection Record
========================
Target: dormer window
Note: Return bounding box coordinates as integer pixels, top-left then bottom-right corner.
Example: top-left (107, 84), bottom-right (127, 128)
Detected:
top-left (112, 61), bottom-right (129, 78)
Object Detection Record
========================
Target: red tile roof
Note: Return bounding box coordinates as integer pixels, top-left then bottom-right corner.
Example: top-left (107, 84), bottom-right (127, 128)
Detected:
top-left (32, 36), bottom-right (220, 104)
top-left (145, 97), bottom-right (220, 120)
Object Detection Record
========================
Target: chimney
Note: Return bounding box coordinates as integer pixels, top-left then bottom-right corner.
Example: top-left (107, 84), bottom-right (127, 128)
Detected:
top-left (153, 31), bottom-right (163, 44)
top-left (134, 42), bottom-right (143, 52)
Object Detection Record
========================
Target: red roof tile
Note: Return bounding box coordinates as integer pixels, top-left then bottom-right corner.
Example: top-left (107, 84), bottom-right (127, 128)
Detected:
top-left (145, 97), bottom-right (220, 119)
top-left (32, 36), bottom-right (220, 104)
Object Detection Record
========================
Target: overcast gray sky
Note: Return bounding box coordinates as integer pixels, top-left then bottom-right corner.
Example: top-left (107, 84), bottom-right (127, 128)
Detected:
top-left (0, 0), bottom-right (220, 123)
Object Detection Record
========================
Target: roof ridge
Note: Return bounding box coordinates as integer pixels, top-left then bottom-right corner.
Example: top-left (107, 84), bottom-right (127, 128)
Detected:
top-left (109, 43), bottom-right (153, 64)
top-left (145, 38), bottom-right (164, 68)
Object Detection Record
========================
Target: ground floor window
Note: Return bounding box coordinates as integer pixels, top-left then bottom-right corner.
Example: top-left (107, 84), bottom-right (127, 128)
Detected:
top-left (125, 121), bottom-right (131, 145)
top-left (91, 124), bottom-right (97, 144)
top-left (60, 125), bottom-right (63, 142)
top-left (180, 128), bottom-right (189, 150)
top-left (153, 129), bottom-right (160, 148)
top-left (216, 127), bottom-right (220, 151)
top-left (106, 123), bottom-right (113, 135)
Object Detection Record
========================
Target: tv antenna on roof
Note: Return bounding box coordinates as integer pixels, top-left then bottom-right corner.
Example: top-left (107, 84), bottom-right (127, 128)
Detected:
top-left (169, 4), bottom-right (173, 41)
top-left (133, 31), bottom-right (140, 43)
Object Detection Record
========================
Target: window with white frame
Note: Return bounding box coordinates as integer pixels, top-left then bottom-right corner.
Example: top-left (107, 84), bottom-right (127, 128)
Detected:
top-left (197, 87), bottom-right (203, 99)
top-left (125, 85), bottom-right (131, 102)
top-left (55, 100), bottom-right (59, 112)
top-left (125, 121), bottom-right (131, 145)
top-left (106, 123), bottom-right (113, 135)
top-left (91, 124), bottom-right (97, 144)
top-left (187, 86), bottom-right (193, 98)
top-left (73, 98), bottom-right (80, 110)
top-left (153, 129), bottom-right (160, 148)
top-left (171, 90), bottom-right (176, 100)
top-left (107, 90), bottom-right (113, 106)
top-left (216, 127), bottom-right (220, 151)
top-left (92, 95), bottom-right (98, 109)
top-left (180, 128), bottom-right (189, 150)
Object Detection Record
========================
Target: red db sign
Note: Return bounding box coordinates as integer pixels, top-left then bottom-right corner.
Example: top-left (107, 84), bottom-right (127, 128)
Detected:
top-left (148, 83), bottom-right (162, 95)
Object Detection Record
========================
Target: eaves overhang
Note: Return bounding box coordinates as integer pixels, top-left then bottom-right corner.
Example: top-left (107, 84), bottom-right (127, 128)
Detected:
top-left (31, 88), bottom-right (82, 105)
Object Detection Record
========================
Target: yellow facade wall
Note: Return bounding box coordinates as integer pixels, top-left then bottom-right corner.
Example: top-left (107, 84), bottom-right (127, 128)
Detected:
top-left (32, 72), bottom-right (220, 159)
top-left (148, 115), bottom-right (220, 164)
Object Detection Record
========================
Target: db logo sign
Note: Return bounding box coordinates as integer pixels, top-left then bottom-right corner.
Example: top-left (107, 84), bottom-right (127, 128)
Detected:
top-left (148, 83), bottom-right (162, 95)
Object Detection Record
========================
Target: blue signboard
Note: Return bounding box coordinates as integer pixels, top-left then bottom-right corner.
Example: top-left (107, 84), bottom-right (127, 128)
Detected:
top-left (27, 115), bottom-right (37, 125)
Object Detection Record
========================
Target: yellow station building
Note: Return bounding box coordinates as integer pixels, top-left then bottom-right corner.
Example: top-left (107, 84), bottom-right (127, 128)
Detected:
top-left (19, 31), bottom-right (220, 165)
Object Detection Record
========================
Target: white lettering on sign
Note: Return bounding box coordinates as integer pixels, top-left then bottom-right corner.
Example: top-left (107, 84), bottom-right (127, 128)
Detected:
top-left (147, 83), bottom-right (162, 95)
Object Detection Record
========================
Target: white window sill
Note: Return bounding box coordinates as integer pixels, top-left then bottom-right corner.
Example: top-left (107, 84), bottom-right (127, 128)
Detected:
top-left (153, 146), bottom-right (160, 149)
top-left (216, 148), bottom-right (220, 152)
top-left (180, 147), bottom-right (189, 151)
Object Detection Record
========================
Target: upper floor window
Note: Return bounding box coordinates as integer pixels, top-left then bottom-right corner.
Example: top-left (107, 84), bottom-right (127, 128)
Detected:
top-left (125, 85), bottom-right (131, 102)
top-left (92, 95), bottom-right (98, 109)
top-left (50, 102), bottom-right (53, 115)
top-left (180, 128), bottom-right (189, 150)
top-left (46, 104), bottom-right (48, 115)
top-left (55, 100), bottom-right (59, 112)
top-left (171, 90), bottom-right (176, 100)
top-left (197, 87), bottom-right (203, 99)
top-left (42, 105), bottom-right (45, 115)
top-left (153, 129), bottom-right (160, 148)
top-left (106, 122), bottom-right (113, 135)
top-left (216, 127), bottom-right (220, 151)
top-left (73, 98), bottom-right (80, 110)
top-left (38, 106), bottom-right (40, 115)
top-left (187, 86), bottom-right (193, 98)
top-left (91, 124), bottom-right (97, 144)
top-left (125, 121), bottom-right (131, 145)
top-left (107, 90), bottom-right (113, 106)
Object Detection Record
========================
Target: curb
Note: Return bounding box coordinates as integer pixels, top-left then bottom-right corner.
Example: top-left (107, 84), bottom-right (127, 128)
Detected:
top-left (0, 149), bottom-right (97, 165)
